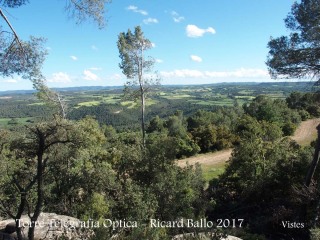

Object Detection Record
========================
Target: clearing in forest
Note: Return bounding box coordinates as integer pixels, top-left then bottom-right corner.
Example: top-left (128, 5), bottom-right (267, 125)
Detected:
top-left (178, 118), bottom-right (320, 169)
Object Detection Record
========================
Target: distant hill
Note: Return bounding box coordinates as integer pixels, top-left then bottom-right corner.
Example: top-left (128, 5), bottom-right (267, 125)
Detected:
top-left (0, 81), bottom-right (316, 96)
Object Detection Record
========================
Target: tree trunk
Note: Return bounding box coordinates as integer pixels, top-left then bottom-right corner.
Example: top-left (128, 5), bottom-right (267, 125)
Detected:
top-left (28, 134), bottom-right (45, 240)
top-left (15, 193), bottom-right (27, 240)
top-left (141, 90), bottom-right (146, 147)
top-left (305, 124), bottom-right (320, 187)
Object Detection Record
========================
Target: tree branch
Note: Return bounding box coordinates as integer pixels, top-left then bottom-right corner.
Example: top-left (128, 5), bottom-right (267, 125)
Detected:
top-left (0, 7), bottom-right (25, 60)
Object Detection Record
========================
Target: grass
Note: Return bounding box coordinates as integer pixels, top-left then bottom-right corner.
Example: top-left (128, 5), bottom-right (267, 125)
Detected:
top-left (121, 99), bottom-right (158, 109)
top-left (201, 163), bottom-right (226, 182)
top-left (102, 97), bottom-right (120, 104)
top-left (121, 101), bottom-right (137, 109)
top-left (0, 117), bottom-right (34, 128)
top-left (76, 101), bottom-right (101, 108)
top-left (28, 102), bottom-right (46, 106)
top-left (234, 96), bottom-right (255, 100)
top-left (0, 118), bottom-right (9, 127)
top-left (238, 90), bottom-right (254, 95)
top-left (162, 94), bottom-right (192, 100)
top-left (188, 99), bottom-right (234, 106)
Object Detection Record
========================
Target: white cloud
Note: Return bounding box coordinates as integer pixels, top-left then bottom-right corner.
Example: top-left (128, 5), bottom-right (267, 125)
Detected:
top-left (127, 5), bottom-right (148, 15)
top-left (91, 45), bottom-right (98, 51)
top-left (70, 55), bottom-right (78, 61)
top-left (83, 70), bottom-right (100, 81)
top-left (143, 18), bottom-right (159, 24)
top-left (171, 11), bottom-right (184, 23)
top-left (156, 59), bottom-right (163, 63)
top-left (48, 72), bottom-right (72, 83)
top-left (151, 42), bottom-right (156, 48)
top-left (190, 55), bottom-right (202, 62)
top-left (3, 79), bottom-right (18, 83)
top-left (161, 69), bottom-right (205, 78)
top-left (204, 68), bottom-right (269, 78)
top-left (186, 24), bottom-right (216, 38)
top-left (160, 68), bottom-right (269, 79)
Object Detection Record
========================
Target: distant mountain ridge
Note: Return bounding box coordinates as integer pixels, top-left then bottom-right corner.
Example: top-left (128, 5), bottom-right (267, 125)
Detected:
top-left (0, 81), bottom-right (314, 96)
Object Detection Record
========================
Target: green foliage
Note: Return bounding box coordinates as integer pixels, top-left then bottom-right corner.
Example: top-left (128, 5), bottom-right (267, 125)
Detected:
top-left (117, 26), bottom-right (159, 144)
top-left (64, 0), bottom-right (111, 28)
top-left (0, 36), bottom-right (47, 81)
top-left (310, 228), bottom-right (320, 240)
top-left (207, 136), bottom-right (313, 238)
top-left (118, 26), bottom-right (154, 80)
top-left (146, 115), bottom-right (165, 133)
top-left (1, 81), bottom-right (320, 239)
top-left (287, 92), bottom-right (320, 118)
top-left (7, 118), bottom-right (18, 125)
top-left (244, 95), bottom-right (301, 136)
top-left (267, 0), bottom-right (320, 83)
top-left (190, 124), bottom-right (217, 153)
top-left (0, 0), bottom-right (28, 8)
top-left (187, 109), bottom-right (241, 153)
top-left (282, 121), bottom-right (297, 136)
top-left (236, 114), bottom-right (283, 141)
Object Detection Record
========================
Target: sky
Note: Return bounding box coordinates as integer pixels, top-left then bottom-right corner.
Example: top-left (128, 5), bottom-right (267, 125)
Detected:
top-left (0, 0), bottom-right (297, 91)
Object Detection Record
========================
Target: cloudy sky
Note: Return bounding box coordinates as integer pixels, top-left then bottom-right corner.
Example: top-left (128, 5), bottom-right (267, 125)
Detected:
top-left (1, 0), bottom-right (295, 91)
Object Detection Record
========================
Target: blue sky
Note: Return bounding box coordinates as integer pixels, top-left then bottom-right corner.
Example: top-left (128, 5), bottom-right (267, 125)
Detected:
top-left (1, 0), bottom-right (296, 91)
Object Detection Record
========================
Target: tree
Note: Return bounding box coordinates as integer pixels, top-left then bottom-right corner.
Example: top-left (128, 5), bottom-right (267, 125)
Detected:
top-left (34, 79), bottom-right (68, 118)
top-left (0, 0), bottom-right (110, 76)
top-left (207, 135), bottom-right (313, 238)
top-left (117, 26), bottom-right (159, 146)
top-left (0, 0), bottom-right (111, 115)
top-left (0, 119), bottom-right (76, 240)
top-left (266, 0), bottom-right (320, 82)
top-left (266, 0), bottom-right (320, 198)
top-left (244, 95), bottom-right (301, 136)
top-left (0, 117), bottom-right (114, 240)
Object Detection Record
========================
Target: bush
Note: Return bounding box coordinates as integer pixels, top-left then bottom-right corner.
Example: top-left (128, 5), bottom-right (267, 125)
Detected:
top-left (299, 109), bottom-right (311, 121)
top-left (282, 122), bottom-right (297, 136)
top-left (310, 228), bottom-right (320, 240)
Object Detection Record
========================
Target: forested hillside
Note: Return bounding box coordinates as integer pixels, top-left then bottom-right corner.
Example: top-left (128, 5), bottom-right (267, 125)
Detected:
top-left (1, 0), bottom-right (320, 239)
top-left (1, 84), bottom-right (320, 239)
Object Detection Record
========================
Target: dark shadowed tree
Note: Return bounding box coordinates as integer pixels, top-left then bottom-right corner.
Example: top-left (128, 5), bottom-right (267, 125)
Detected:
top-left (0, 118), bottom-right (80, 240)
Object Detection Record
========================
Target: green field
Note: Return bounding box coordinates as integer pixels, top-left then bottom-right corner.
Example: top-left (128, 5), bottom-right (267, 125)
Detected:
top-left (0, 82), bottom-right (314, 131)
top-left (0, 117), bottom-right (34, 128)
top-left (76, 101), bottom-right (101, 108)
top-left (201, 163), bottom-right (226, 182)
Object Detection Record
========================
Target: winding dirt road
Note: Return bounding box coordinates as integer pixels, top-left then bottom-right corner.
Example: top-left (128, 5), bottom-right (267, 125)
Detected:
top-left (177, 118), bottom-right (320, 167)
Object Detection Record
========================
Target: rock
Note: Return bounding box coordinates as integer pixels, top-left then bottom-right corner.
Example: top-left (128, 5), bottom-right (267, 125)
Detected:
top-left (0, 213), bottom-right (94, 240)
top-left (0, 231), bottom-right (15, 240)
top-left (172, 232), bottom-right (242, 240)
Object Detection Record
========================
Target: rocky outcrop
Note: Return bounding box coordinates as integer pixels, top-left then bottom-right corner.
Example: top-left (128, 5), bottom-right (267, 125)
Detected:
top-left (0, 213), bottom-right (94, 240)
top-left (172, 232), bottom-right (242, 240)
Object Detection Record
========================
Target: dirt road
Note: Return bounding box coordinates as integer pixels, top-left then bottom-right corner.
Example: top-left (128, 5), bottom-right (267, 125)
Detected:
top-left (177, 118), bottom-right (320, 167)
top-left (291, 118), bottom-right (320, 146)
top-left (178, 149), bottom-right (232, 167)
